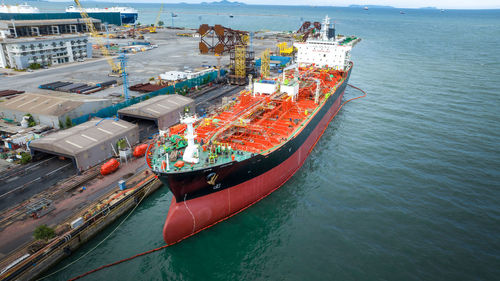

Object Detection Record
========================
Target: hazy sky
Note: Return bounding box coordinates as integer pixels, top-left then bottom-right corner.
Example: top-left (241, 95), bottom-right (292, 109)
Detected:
top-left (52, 0), bottom-right (500, 9)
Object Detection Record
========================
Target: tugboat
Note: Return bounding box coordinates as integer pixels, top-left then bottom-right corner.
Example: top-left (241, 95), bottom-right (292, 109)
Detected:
top-left (148, 16), bottom-right (361, 244)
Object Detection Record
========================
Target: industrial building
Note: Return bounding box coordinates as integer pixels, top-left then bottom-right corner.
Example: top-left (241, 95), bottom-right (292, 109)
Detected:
top-left (118, 94), bottom-right (195, 130)
top-left (0, 34), bottom-right (92, 69)
top-left (0, 92), bottom-right (112, 129)
top-left (29, 118), bottom-right (139, 171)
top-left (0, 18), bottom-right (102, 38)
top-left (0, 12), bottom-right (122, 26)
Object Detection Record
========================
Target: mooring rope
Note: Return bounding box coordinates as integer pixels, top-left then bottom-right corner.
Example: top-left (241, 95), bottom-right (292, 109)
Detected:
top-left (64, 84), bottom-right (367, 281)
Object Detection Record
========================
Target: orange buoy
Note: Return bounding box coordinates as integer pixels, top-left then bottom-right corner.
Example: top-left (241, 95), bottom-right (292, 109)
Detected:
top-left (174, 160), bottom-right (185, 168)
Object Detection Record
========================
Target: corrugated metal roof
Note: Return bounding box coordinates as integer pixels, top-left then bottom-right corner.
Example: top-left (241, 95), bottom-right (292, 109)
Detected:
top-left (0, 92), bottom-right (108, 117)
top-left (0, 18), bottom-right (100, 28)
top-left (118, 94), bottom-right (193, 119)
top-left (30, 118), bottom-right (138, 156)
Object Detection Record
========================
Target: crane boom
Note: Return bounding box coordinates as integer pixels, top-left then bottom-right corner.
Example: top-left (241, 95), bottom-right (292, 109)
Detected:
top-left (150, 4), bottom-right (164, 33)
top-left (73, 0), bottom-right (121, 74)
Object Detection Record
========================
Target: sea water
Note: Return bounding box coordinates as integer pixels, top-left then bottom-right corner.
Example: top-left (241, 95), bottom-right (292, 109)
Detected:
top-left (27, 3), bottom-right (499, 280)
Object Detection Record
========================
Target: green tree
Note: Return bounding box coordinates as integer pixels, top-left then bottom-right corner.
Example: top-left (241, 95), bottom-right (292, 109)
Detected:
top-left (59, 120), bottom-right (64, 129)
top-left (24, 113), bottom-right (36, 127)
top-left (158, 20), bottom-right (164, 27)
top-left (33, 224), bottom-right (55, 241)
top-left (117, 138), bottom-right (127, 150)
top-left (20, 152), bottom-right (31, 165)
top-left (65, 116), bottom-right (73, 128)
top-left (28, 63), bottom-right (42, 70)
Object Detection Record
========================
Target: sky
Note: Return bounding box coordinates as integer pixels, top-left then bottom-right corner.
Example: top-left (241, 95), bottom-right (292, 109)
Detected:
top-left (46, 0), bottom-right (500, 9)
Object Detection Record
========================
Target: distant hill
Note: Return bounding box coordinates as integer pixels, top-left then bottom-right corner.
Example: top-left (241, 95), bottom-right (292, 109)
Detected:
top-left (349, 4), bottom-right (395, 9)
top-left (200, 0), bottom-right (246, 5)
top-left (419, 7), bottom-right (438, 9)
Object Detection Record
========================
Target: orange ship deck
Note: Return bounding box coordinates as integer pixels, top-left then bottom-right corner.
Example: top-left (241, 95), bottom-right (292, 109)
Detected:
top-left (178, 67), bottom-right (345, 155)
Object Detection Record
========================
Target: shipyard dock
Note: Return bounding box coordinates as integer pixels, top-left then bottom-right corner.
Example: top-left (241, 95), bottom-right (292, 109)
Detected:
top-left (0, 25), bottom-right (295, 279)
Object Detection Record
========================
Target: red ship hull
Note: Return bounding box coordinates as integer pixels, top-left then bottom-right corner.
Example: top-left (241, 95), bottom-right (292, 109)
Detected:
top-left (163, 91), bottom-right (345, 244)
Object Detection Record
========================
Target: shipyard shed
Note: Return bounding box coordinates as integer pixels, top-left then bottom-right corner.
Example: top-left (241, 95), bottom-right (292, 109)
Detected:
top-left (0, 92), bottom-right (112, 129)
top-left (29, 118), bottom-right (139, 172)
top-left (118, 94), bottom-right (195, 130)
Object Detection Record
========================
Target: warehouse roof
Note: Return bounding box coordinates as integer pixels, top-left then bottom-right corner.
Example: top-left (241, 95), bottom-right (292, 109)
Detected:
top-left (118, 94), bottom-right (194, 119)
top-left (0, 92), bottom-right (108, 117)
top-left (29, 118), bottom-right (138, 156)
top-left (0, 18), bottom-right (100, 28)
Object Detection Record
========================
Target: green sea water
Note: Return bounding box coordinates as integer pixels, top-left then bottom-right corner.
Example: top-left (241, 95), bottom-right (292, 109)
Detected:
top-left (19, 2), bottom-right (499, 280)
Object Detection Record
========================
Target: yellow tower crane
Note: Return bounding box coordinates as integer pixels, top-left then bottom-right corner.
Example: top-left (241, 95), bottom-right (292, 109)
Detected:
top-left (260, 48), bottom-right (270, 78)
top-left (73, 0), bottom-right (121, 75)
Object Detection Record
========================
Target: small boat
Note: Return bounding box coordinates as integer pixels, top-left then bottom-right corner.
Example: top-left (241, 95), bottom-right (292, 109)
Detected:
top-left (400, 11), bottom-right (406, 14)
top-left (363, 6), bottom-right (369, 10)
top-left (229, 14), bottom-right (234, 18)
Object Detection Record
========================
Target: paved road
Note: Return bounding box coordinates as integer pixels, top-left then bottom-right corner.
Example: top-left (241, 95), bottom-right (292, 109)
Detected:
top-left (0, 157), bottom-right (76, 212)
top-left (0, 29), bottom-right (227, 98)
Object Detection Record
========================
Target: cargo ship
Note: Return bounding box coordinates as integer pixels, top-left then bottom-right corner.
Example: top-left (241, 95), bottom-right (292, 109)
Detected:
top-left (65, 5), bottom-right (138, 24)
top-left (147, 16), bottom-right (361, 244)
top-left (0, 3), bottom-right (40, 13)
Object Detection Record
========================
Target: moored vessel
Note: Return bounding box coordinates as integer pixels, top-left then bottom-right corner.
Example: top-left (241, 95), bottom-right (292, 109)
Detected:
top-left (65, 5), bottom-right (138, 24)
top-left (148, 16), bottom-right (361, 244)
top-left (0, 3), bottom-right (40, 14)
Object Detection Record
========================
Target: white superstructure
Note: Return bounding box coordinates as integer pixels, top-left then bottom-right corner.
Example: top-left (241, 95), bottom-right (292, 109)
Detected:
top-left (294, 16), bottom-right (358, 71)
top-left (0, 3), bottom-right (40, 14)
top-left (65, 5), bottom-right (137, 14)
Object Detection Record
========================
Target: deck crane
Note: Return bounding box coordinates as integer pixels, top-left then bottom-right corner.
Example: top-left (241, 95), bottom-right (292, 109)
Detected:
top-left (150, 4), bottom-right (163, 33)
top-left (73, 0), bottom-right (121, 76)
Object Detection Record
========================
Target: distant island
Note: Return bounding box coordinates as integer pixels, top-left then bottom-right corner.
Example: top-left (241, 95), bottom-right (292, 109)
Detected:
top-left (419, 7), bottom-right (438, 9)
top-left (349, 5), bottom-right (395, 9)
top-left (200, 0), bottom-right (246, 5)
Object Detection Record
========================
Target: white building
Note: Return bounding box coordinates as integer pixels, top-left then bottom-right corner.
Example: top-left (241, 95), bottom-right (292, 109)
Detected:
top-left (0, 35), bottom-right (92, 69)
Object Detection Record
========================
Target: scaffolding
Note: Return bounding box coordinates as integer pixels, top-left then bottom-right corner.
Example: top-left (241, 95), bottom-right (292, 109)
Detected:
top-left (228, 47), bottom-right (254, 85)
top-left (260, 48), bottom-right (270, 78)
top-left (25, 198), bottom-right (55, 219)
top-left (235, 45), bottom-right (246, 78)
top-left (277, 42), bottom-right (294, 56)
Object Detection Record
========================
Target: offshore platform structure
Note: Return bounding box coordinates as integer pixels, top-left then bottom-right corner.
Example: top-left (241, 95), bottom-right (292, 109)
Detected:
top-left (295, 21), bottom-right (322, 42)
top-left (198, 24), bottom-right (248, 55)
